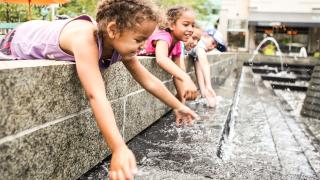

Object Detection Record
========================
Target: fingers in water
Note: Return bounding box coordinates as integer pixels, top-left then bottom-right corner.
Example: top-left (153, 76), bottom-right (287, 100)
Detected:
top-left (109, 171), bottom-right (116, 180)
top-left (116, 170), bottom-right (125, 180)
top-left (129, 155), bottom-right (138, 174)
top-left (122, 164), bottom-right (133, 180)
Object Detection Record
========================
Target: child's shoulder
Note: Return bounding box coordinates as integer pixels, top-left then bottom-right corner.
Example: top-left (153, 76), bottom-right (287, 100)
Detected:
top-left (59, 19), bottom-right (97, 50)
top-left (149, 29), bottom-right (173, 45)
top-left (153, 29), bottom-right (171, 37)
top-left (62, 19), bottom-right (97, 42)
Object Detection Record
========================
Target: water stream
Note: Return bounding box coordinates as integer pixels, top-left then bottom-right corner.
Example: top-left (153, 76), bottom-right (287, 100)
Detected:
top-left (248, 37), bottom-right (284, 71)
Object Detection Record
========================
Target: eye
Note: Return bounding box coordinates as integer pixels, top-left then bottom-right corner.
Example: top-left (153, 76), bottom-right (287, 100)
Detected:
top-left (135, 39), bottom-right (143, 43)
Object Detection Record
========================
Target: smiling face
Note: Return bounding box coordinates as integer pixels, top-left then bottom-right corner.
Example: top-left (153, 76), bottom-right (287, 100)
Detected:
top-left (202, 35), bottom-right (217, 51)
top-left (110, 19), bottom-right (157, 59)
top-left (184, 28), bottom-right (202, 51)
top-left (170, 10), bottom-right (195, 42)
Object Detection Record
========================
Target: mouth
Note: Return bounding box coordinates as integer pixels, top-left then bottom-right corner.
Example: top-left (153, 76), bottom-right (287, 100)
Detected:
top-left (184, 33), bottom-right (192, 38)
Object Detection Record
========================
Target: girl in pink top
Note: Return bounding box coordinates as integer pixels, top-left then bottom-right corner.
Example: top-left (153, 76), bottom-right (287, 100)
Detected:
top-left (1, 1), bottom-right (199, 179)
top-left (139, 6), bottom-right (198, 104)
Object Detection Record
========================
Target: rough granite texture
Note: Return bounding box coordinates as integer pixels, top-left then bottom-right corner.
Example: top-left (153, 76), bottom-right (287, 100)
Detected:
top-left (301, 62), bottom-right (320, 119)
top-left (0, 54), bottom-right (237, 180)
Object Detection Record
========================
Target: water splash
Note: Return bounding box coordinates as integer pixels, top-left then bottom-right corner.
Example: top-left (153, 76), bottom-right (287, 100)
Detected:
top-left (249, 37), bottom-right (284, 71)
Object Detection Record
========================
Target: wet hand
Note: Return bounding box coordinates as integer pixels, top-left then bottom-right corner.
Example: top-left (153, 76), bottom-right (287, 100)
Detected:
top-left (183, 77), bottom-right (198, 100)
top-left (109, 145), bottom-right (137, 180)
top-left (205, 88), bottom-right (217, 108)
top-left (174, 105), bottom-right (199, 126)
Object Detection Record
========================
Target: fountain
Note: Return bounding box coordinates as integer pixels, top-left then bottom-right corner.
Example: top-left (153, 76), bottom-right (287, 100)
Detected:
top-left (248, 37), bottom-right (284, 71)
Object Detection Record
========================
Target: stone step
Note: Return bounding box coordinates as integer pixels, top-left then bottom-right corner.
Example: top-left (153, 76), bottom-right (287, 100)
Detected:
top-left (271, 83), bottom-right (308, 91)
top-left (243, 67), bottom-right (317, 177)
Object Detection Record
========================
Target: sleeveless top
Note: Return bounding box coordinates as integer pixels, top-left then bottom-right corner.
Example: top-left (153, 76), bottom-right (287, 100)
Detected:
top-left (9, 15), bottom-right (121, 69)
top-left (138, 29), bottom-right (182, 58)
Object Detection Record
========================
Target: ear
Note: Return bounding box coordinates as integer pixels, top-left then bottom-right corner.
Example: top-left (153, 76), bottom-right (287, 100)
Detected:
top-left (168, 22), bottom-right (175, 31)
top-left (106, 21), bottom-right (118, 39)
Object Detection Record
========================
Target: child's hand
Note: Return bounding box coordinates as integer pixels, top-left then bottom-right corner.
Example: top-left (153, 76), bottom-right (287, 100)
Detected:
top-left (183, 77), bottom-right (198, 100)
top-left (205, 88), bottom-right (217, 108)
top-left (174, 105), bottom-right (199, 126)
top-left (109, 145), bottom-right (137, 180)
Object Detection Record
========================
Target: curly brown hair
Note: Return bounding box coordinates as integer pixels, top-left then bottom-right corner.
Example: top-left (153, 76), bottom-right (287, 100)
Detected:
top-left (96, 0), bottom-right (161, 36)
top-left (158, 5), bottom-right (193, 30)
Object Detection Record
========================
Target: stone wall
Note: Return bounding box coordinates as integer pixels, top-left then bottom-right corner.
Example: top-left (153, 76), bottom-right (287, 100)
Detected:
top-left (0, 54), bottom-right (237, 180)
top-left (301, 61), bottom-right (320, 119)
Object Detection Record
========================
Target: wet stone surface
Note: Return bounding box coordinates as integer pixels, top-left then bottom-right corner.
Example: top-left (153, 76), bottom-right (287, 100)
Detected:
top-left (79, 67), bottom-right (320, 179)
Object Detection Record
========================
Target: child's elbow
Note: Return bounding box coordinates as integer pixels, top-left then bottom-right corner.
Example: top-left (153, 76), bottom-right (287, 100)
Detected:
top-left (85, 91), bottom-right (101, 102)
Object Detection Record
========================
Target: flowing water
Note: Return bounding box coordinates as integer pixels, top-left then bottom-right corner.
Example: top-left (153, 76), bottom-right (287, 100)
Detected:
top-left (79, 64), bottom-right (320, 180)
top-left (249, 37), bottom-right (284, 71)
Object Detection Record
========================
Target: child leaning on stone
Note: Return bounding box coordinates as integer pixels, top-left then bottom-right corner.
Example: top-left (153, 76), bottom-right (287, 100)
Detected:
top-left (183, 27), bottom-right (217, 107)
top-left (0, 1), bottom-right (199, 179)
top-left (138, 6), bottom-right (198, 105)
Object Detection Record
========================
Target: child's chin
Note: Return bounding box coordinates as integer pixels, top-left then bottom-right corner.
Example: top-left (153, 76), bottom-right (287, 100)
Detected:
top-left (124, 53), bottom-right (136, 58)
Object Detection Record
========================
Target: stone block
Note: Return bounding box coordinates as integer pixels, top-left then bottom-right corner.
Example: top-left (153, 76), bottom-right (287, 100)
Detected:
top-left (124, 90), bottom-right (171, 141)
top-left (0, 112), bottom-right (105, 180)
top-left (0, 53), bottom-right (238, 179)
top-left (301, 63), bottom-right (320, 119)
top-left (0, 64), bottom-right (88, 138)
top-left (0, 99), bottom-right (124, 180)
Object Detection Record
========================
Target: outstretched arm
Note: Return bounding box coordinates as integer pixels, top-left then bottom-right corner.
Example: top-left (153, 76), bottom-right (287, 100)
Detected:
top-left (155, 40), bottom-right (197, 100)
top-left (196, 47), bottom-right (214, 90)
top-left (155, 40), bottom-right (190, 81)
top-left (68, 26), bottom-right (136, 180)
top-left (122, 57), bottom-right (199, 125)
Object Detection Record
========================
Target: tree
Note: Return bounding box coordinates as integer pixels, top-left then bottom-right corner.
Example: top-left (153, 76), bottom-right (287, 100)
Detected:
top-left (155, 0), bottom-right (213, 20)
top-left (0, 3), bottom-right (43, 22)
top-left (57, 0), bottom-right (98, 18)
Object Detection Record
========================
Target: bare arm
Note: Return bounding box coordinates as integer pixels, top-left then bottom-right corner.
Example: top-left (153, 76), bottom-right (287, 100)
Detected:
top-left (155, 40), bottom-right (189, 81)
top-left (174, 54), bottom-right (186, 71)
top-left (67, 25), bottom-right (136, 179)
top-left (72, 36), bottom-right (125, 152)
top-left (122, 57), bottom-right (199, 124)
top-left (122, 57), bottom-right (183, 109)
top-left (196, 47), bottom-right (210, 77)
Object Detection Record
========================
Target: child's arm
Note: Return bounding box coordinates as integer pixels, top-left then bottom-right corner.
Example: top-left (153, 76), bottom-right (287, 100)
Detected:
top-left (122, 57), bottom-right (199, 125)
top-left (69, 30), bottom-right (136, 179)
top-left (196, 47), bottom-right (213, 86)
top-left (155, 40), bottom-right (189, 81)
top-left (155, 40), bottom-right (197, 100)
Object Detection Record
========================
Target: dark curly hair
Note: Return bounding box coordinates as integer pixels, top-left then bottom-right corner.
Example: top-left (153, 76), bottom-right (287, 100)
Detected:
top-left (158, 5), bottom-right (193, 30)
top-left (96, 0), bottom-right (161, 36)
top-left (166, 6), bottom-right (192, 24)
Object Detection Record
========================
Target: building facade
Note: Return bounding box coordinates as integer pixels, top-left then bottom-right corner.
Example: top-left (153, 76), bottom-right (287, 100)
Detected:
top-left (219, 0), bottom-right (320, 55)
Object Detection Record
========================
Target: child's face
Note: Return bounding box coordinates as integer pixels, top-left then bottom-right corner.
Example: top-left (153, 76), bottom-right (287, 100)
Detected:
top-left (184, 28), bottom-right (202, 51)
top-left (202, 35), bottom-right (217, 51)
top-left (170, 10), bottom-right (195, 42)
top-left (112, 20), bottom-right (157, 59)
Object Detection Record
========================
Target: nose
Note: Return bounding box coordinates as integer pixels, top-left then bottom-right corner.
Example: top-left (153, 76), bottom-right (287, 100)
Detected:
top-left (188, 25), bottom-right (194, 33)
top-left (193, 41), bottom-right (197, 47)
top-left (138, 41), bottom-right (146, 51)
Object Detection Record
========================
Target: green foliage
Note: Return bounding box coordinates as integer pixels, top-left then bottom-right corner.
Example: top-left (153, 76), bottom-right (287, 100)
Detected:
top-left (155, 0), bottom-right (213, 20)
top-left (57, 0), bottom-right (98, 18)
top-left (0, 3), bottom-right (43, 22)
top-left (0, 0), bottom-right (213, 22)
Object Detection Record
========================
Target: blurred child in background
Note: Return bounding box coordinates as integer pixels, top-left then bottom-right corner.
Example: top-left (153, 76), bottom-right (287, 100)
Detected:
top-left (183, 27), bottom-right (227, 107)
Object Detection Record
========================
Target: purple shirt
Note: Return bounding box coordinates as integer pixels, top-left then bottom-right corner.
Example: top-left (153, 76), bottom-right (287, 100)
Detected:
top-left (9, 15), bottom-right (121, 69)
